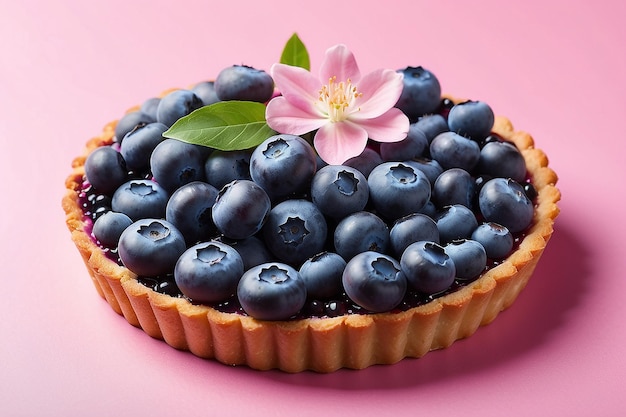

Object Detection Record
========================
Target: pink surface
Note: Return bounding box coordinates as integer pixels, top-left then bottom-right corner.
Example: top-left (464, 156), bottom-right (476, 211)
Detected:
top-left (2, 0), bottom-right (625, 416)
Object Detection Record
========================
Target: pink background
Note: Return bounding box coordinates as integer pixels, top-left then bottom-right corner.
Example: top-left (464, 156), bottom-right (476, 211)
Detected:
top-left (2, 0), bottom-right (625, 416)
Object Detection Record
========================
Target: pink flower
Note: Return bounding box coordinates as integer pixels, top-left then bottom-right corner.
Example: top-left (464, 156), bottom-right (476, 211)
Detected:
top-left (265, 44), bottom-right (410, 165)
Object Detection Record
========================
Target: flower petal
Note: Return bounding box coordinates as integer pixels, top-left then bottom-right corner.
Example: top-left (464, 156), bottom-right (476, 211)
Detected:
top-left (351, 69), bottom-right (404, 119)
top-left (266, 96), bottom-right (328, 135)
top-left (352, 108), bottom-right (410, 143)
top-left (319, 44), bottom-right (361, 84)
top-left (314, 121), bottom-right (369, 165)
top-left (271, 63), bottom-right (324, 115)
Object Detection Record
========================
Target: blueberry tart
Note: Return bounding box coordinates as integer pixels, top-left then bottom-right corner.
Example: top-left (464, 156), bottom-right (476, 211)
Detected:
top-left (63, 37), bottom-right (560, 372)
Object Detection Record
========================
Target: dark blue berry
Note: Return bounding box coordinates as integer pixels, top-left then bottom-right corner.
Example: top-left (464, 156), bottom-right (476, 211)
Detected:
top-left (84, 146), bottom-right (128, 195)
top-left (150, 139), bottom-right (207, 193)
top-left (413, 114), bottom-right (449, 143)
top-left (263, 199), bottom-right (327, 266)
top-left (215, 65), bottom-right (274, 103)
top-left (476, 141), bottom-right (527, 183)
top-left (400, 241), bottom-right (456, 294)
top-left (342, 251), bottom-right (407, 312)
top-left (379, 124), bottom-right (428, 161)
top-left (174, 241), bottom-right (244, 303)
top-left (434, 204), bottom-right (478, 243)
top-left (310, 165), bottom-right (369, 220)
top-left (344, 147), bottom-right (383, 177)
top-left (156, 89), bottom-right (203, 127)
top-left (204, 150), bottom-right (252, 190)
top-left (367, 161), bottom-right (431, 220)
top-left (111, 179), bottom-right (169, 221)
top-left (471, 222), bottom-right (514, 259)
top-left (166, 181), bottom-right (219, 245)
top-left (212, 180), bottom-right (271, 240)
top-left (299, 252), bottom-right (346, 299)
top-left (447, 100), bottom-right (494, 141)
top-left (115, 111), bottom-right (155, 143)
top-left (250, 134), bottom-right (317, 200)
top-left (120, 122), bottom-right (167, 172)
top-left (390, 213), bottom-right (440, 257)
top-left (432, 168), bottom-right (476, 209)
top-left (118, 219), bottom-right (186, 277)
top-left (92, 211), bottom-right (132, 248)
top-left (395, 66), bottom-right (441, 120)
top-left (334, 211), bottom-right (389, 261)
top-left (237, 262), bottom-right (307, 320)
top-left (430, 131), bottom-right (481, 171)
top-left (478, 178), bottom-right (533, 233)
top-left (192, 81), bottom-right (220, 106)
top-left (444, 239), bottom-right (487, 280)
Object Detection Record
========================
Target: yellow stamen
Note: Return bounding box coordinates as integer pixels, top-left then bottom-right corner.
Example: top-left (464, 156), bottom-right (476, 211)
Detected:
top-left (318, 76), bottom-right (362, 122)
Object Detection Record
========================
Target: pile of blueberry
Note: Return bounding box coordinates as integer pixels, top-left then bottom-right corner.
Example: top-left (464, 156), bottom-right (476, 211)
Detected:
top-left (80, 65), bottom-right (536, 321)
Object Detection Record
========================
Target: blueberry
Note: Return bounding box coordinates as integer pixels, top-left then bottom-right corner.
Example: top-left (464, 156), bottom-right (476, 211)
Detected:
top-left (434, 204), bottom-right (478, 243)
top-left (156, 89), bottom-right (204, 127)
top-left (379, 124), bottom-right (428, 161)
top-left (299, 252), bottom-right (346, 299)
top-left (523, 182), bottom-right (538, 201)
top-left (115, 111), bottom-right (155, 143)
top-left (84, 146), bottom-right (128, 195)
top-left (118, 218), bottom-right (186, 277)
top-left (343, 147), bottom-right (383, 178)
top-left (390, 213), bottom-right (440, 257)
top-left (395, 66), bottom-right (442, 120)
top-left (447, 100), bottom-right (494, 141)
top-left (471, 222), bottom-right (514, 259)
top-left (211, 179), bottom-right (271, 240)
top-left (92, 211), bottom-right (133, 248)
top-left (139, 97), bottom-right (161, 121)
top-left (478, 133), bottom-right (505, 148)
top-left (400, 241), bottom-right (456, 294)
top-left (403, 158), bottom-right (443, 186)
top-left (249, 134), bottom-right (317, 200)
top-left (224, 236), bottom-right (274, 271)
top-left (166, 181), bottom-right (220, 245)
top-left (237, 262), bottom-right (307, 320)
top-left (204, 150), bottom-right (252, 190)
top-left (120, 122), bottom-right (168, 172)
top-left (342, 251), bottom-right (407, 313)
top-left (444, 239), bottom-right (487, 280)
top-left (430, 131), bottom-right (481, 171)
top-left (111, 179), bottom-right (169, 221)
top-left (315, 153), bottom-right (328, 171)
top-left (418, 200), bottom-right (439, 218)
top-left (191, 81), bottom-right (220, 106)
top-left (367, 162), bottom-right (431, 220)
top-left (214, 65), bottom-right (274, 103)
top-left (476, 141), bottom-right (527, 183)
top-left (310, 165), bottom-right (369, 220)
top-left (478, 177), bottom-right (534, 233)
top-left (334, 211), bottom-right (389, 261)
top-left (150, 139), bottom-right (207, 193)
top-left (263, 199), bottom-right (327, 266)
top-left (174, 241), bottom-right (244, 303)
top-left (432, 168), bottom-right (476, 209)
top-left (413, 114), bottom-right (449, 143)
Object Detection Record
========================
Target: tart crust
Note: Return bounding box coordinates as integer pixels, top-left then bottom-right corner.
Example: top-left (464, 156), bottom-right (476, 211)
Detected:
top-left (63, 99), bottom-right (560, 373)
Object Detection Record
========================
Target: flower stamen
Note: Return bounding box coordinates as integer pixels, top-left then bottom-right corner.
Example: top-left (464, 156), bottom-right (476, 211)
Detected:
top-left (318, 76), bottom-right (362, 122)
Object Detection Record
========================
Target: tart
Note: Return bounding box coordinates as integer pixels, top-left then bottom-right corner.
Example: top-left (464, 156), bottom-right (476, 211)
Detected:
top-left (62, 39), bottom-right (560, 373)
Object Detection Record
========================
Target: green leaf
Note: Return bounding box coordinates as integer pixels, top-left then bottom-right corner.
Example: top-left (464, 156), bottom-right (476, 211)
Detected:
top-left (162, 101), bottom-right (276, 151)
top-left (280, 33), bottom-right (310, 71)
